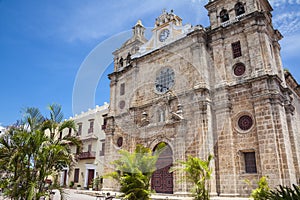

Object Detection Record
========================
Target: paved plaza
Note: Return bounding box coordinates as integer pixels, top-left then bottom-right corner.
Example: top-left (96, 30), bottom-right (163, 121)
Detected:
top-left (53, 189), bottom-right (97, 200)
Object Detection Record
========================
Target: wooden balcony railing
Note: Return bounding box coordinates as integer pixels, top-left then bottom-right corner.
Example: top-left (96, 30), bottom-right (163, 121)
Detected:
top-left (77, 151), bottom-right (96, 160)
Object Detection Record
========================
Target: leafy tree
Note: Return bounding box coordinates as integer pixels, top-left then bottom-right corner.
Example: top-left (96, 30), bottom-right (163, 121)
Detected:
top-left (108, 143), bottom-right (165, 200)
top-left (0, 104), bottom-right (81, 200)
top-left (170, 154), bottom-right (213, 200)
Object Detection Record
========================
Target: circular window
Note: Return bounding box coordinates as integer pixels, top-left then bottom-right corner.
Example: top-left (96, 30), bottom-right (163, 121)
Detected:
top-left (119, 100), bottom-right (125, 109)
top-left (233, 63), bottom-right (246, 76)
top-left (117, 137), bottom-right (123, 147)
top-left (238, 115), bottom-right (253, 131)
top-left (155, 67), bottom-right (175, 94)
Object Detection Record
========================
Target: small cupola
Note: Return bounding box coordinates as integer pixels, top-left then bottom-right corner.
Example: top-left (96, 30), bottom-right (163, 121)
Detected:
top-left (132, 20), bottom-right (146, 40)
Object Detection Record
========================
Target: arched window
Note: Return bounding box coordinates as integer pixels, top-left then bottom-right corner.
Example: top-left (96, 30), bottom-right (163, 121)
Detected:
top-left (157, 109), bottom-right (165, 122)
top-left (235, 2), bottom-right (245, 16)
top-left (220, 9), bottom-right (229, 22)
top-left (119, 57), bottom-right (123, 68)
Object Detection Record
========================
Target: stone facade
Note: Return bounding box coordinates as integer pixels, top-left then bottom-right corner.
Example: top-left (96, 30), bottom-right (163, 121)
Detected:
top-left (103, 0), bottom-right (300, 197)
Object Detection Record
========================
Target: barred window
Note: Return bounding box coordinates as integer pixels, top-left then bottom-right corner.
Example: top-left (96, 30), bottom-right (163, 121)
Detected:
top-left (120, 83), bottom-right (125, 95)
top-left (232, 41), bottom-right (242, 58)
top-left (244, 152), bottom-right (257, 173)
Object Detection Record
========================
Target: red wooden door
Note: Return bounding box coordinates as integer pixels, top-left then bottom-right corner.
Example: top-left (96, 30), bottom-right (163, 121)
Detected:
top-left (151, 143), bottom-right (173, 194)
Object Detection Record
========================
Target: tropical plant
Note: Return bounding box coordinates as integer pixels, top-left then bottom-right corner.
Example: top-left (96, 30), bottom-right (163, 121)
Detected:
top-left (107, 143), bottom-right (166, 200)
top-left (0, 104), bottom-right (82, 200)
top-left (250, 176), bottom-right (270, 200)
top-left (93, 176), bottom-right (103, 191)
top-left (268, 184), bottom-right (300, 200)
top-left (169, 154), bottom-right (213, 200)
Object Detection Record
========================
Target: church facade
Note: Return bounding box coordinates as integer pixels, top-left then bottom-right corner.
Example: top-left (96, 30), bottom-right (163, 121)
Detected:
top-left (102, 0), bottom-right (300, 197)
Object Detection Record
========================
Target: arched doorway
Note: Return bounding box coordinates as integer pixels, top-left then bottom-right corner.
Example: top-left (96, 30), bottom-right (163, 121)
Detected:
top-left (151, 143), bottom-right (173, 194)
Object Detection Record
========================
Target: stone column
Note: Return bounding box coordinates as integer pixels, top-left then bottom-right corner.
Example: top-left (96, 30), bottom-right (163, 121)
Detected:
top-left (214, 87), bottom-right (239, 197)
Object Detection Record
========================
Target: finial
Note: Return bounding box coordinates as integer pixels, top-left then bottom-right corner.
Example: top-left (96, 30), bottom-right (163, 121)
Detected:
top-left (162, 8), bottom-right (167, 14)
top-left (135, 19), bottom-right (143, 26)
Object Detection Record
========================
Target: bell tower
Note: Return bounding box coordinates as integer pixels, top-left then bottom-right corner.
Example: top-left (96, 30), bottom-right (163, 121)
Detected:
top-left (205, 0), bottom-right (298, 197)
top-left (205, 0), bottom-right (284, 85)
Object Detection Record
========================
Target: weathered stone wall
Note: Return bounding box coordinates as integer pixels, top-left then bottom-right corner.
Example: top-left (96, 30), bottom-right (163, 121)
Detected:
top-left (103, 0), bottom-right (300, 197)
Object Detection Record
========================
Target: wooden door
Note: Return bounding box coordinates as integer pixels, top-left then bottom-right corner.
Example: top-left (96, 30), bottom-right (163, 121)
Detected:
top-left (87, 169), bottom-right (95, 186)
top-left (151, 143), bottom-right (173, 194)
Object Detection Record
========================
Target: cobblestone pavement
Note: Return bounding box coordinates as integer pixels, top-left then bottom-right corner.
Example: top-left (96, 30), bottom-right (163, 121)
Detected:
top-left (0, 189), bottom-right (98, 200)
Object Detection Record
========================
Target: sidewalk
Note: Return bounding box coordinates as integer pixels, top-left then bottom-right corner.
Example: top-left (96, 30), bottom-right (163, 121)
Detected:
top-left (0, 189), bottom-right (251, 200)
top-left (75, 189), bottom-right (251, 200)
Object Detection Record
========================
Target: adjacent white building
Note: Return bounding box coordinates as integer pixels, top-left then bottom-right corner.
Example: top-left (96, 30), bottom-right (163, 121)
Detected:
top-left (0, 125), bottom-right (5, 136)
top-left (60, 103), bottom-right (108, 189)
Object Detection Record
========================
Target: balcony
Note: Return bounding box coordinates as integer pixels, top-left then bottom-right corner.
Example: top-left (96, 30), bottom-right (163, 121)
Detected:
top-left (77, 151), bottom-right (96, 160)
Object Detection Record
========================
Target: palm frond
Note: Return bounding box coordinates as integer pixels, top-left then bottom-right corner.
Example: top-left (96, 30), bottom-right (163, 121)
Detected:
top-left (48, 103), bottom-right (64, 123)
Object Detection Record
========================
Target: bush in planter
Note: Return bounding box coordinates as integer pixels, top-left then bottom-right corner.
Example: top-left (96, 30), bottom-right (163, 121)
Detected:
top-left (88, 184), bottom-right (93, 191)
top-left (69, 181), bottom-right (74, 188)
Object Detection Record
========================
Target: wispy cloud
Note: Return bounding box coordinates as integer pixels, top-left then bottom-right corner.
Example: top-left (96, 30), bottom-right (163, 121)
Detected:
top-left (273, 12), bottom-right (300, 35)
top-left (270, 0), bottom-right (300, 7)
top-left (49, 0), bottom-right (207, 43)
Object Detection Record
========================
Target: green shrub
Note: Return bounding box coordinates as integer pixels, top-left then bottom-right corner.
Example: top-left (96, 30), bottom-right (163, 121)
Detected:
top-left (69, 181), bottom-right (74, 188)
top-left (251, 176), bottom-right (270, 200)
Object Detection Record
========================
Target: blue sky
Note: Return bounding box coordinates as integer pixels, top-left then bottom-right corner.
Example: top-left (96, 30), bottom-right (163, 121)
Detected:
top-left (0, 0), bottom-right (299, 126)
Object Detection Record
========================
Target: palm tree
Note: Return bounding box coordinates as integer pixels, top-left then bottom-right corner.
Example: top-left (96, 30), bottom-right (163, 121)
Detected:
top-left (108, 143), bottom-right (166, 200)
top-left (170, 154), bottom-right (213, 200)
top-left (0, 104), bottom-right (81, 200)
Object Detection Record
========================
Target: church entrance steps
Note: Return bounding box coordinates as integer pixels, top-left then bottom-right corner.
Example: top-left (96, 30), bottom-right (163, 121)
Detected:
top-left (151, 194), bottom-right (250, 200)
